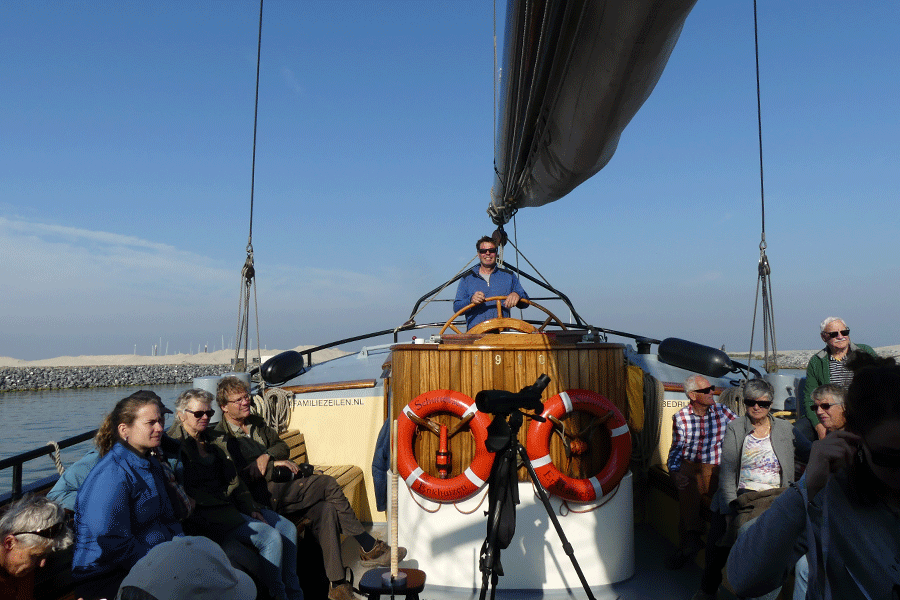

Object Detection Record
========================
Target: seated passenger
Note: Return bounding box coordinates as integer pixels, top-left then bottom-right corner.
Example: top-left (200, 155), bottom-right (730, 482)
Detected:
top-left (168, 389), bottom-right (302, 600)
top-left (116, 536), bottom-right (255, 600)
top-left (694, 379), bottom-right (795, 600)
top-left (72, 394), bottom-right (183, 600)
top-left (812, 384), bottom-right (847, 434)
top-left (48, 390), bottom-right (175, 511)
top-left (213, 376), bottom-right (405, 600)
top-left (453, 235), bottom-right (528, 330)
top-left (793, 384), bottom-right (848, 600)
top-left (728, 354), bottom-right (900, 600)
top-left (801, 316), bottom-right (876, 440)
top-left (0, 496), bottom-right (72, 600)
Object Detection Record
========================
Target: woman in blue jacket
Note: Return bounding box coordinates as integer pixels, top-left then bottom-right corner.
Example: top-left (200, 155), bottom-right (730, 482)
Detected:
top-left (72, 394), bottom-right (183, 600)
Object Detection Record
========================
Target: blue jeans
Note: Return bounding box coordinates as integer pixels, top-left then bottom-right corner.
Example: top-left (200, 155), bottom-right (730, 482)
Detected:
top-left (227, 508), bottom-right (303, 600)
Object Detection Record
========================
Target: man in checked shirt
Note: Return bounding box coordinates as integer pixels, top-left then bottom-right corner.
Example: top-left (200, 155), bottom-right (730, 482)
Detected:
top-left (665, 374), bottom-right (736, 570)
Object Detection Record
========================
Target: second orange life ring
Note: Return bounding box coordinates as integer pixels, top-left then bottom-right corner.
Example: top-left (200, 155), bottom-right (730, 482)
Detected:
top-left (396, 389), bottom-right (494, 503)
top-left (526, 389), bottom-right (631, 502)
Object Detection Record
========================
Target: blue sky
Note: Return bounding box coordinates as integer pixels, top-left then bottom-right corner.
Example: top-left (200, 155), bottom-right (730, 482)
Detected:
top-left (1, 0), bottom-right (898, 361)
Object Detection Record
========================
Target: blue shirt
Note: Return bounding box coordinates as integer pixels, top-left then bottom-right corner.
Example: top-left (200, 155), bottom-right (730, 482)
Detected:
top-left (453, 265), bottom-right (528, 329)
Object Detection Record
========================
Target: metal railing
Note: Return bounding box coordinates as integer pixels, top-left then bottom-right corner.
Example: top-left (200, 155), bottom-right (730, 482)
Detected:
top-left (0, 429), bottom-right (97, 504)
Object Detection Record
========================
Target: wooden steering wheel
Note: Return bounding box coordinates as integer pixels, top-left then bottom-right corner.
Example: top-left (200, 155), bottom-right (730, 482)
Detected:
top-left (439, 296), bottom-right (568, 335)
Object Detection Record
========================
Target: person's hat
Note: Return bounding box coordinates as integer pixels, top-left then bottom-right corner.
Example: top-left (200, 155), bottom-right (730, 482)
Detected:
top-left (116, 536), bottom-right (255, 600)
top-left (127, 390), bottom-right (172, 414)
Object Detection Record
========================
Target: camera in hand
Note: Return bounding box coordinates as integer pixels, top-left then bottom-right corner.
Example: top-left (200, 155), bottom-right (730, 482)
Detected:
top-left (271, 462), bottom-right (315, 482)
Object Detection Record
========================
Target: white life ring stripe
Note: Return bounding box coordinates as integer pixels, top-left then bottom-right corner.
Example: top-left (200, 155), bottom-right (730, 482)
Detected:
top-left (591, 476), bottom-right (604, 499)
top-left (559, 391), bottom-right (573, 413)
top-left (464, 466), bottom-right (485, 488)
top-left (405, 467), bottom-right (424, 488)
top-left (531, 454), bottom-right (553, 468)
top-left (402, 405), bottom-right (418, 419)
top-left (610, 424), bottom-right (630, 438)
top-left (462, 404), bottom-right (478, 419)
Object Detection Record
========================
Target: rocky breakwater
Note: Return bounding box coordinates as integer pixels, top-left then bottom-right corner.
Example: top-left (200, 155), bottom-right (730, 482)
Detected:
top-left (0, 364), bottom-right (230, 392)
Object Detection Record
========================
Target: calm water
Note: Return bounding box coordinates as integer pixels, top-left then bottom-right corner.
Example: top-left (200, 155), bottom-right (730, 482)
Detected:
top-left (0, 384), bottom-right (188, 493)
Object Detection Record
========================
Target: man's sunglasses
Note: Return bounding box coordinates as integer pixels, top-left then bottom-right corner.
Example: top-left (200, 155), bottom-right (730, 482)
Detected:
top-left (743, 399), bottom-right (773, 409)
top-left (478, 247), bottom-right (497, 254)
top-left (15, 521), bottom-right (66, 539)
top-left (824, 329), bottom-right (850, 339)
top-left (186, 409), bottom-right (215, 419)
top-left (865, 442), bottom-right (900, 469)
top-left (692, 386), bottom-right (715, 395)
top-left (815, 402), bottom-right (842, 411)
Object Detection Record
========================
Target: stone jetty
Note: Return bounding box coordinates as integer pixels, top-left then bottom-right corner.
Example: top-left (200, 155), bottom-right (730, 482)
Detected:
top-left (0, 364), bottom-right (230, 392)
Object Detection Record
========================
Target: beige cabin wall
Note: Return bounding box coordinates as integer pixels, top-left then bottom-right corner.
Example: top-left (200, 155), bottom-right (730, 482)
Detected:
top-left (288, 391), bottom-right (385, 522)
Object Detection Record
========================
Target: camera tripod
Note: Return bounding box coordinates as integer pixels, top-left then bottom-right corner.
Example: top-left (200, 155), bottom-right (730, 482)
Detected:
top-left (475, 376), bottom-right (596, 600)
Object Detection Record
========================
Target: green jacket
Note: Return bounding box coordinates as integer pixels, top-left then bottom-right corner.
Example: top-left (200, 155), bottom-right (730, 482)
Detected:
top-left (212, 414), bottom-right (290, 462)
top-left (167, 423), bottom-right (258, 539)
top-left (802, 342), bottom-right (876, 426)
top-left (212, 414), bottom-right (291, 506)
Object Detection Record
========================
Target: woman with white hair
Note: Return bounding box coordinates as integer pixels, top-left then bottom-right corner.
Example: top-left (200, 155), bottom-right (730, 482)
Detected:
top-left (0, 495), bottom-right (72, 600)
top-left (802, 317), bottom-right (876, 440)
top-left (693, 379), bottom-right (797, 600)
top-left (168, 388), bottom-right (302, 600)
top-left (729, 354), bottom-right (900, 599)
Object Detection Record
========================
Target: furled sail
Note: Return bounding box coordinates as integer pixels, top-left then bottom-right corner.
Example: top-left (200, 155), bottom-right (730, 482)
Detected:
top-left (489, 0), bottom-right (698, 225)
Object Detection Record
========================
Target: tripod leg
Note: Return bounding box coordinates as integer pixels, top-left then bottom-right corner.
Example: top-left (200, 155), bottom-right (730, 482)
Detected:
top-left (478, 446), bottom-right (516, 600)
top-left (517, 443), bottom-right (597, 600)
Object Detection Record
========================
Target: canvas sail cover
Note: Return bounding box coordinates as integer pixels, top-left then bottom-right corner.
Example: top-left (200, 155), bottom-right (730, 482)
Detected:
top-left (489, 0), bottom-right (698, 225)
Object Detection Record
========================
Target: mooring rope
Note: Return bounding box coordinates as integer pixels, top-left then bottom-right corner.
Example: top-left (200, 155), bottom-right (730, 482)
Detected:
top-left (47, 441), bottom-right (65, 475)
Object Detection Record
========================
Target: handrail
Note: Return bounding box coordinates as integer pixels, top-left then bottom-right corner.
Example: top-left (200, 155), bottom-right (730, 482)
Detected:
top-left (1, 429), bottom-right (97, 503)
top-left (405, 266), bottom-right (588, 327)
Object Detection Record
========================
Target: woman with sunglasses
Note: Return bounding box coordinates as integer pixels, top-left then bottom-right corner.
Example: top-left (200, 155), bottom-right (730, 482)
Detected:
top-left (729, 354), bottom-right (900, 599)
top-left (693, 379), bottom-right (796, 600)
top-left (168, 389), bottom-right (302, 600)
top-left (72, 394), bottom-right (183, 600)
top-left (1, 496), bottom-right (72, 600)
top-left (802, 317), bottom-right (877, 441)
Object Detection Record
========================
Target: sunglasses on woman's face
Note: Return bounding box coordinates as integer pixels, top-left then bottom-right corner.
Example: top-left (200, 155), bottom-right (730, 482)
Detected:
top-left (743, 399), bottom-right (773, 409)
top-left (186, 409), bottom-right (215, 419)
top-left (15, 521), bottom-right (65, 539)
top-left (815, 402), bottom-right (842, 411)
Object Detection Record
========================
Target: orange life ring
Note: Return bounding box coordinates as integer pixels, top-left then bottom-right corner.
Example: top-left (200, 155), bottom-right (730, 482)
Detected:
top-left (396, 389), bottom-right (495, 503)
top-left (526, 389), bottom-right (631, 502)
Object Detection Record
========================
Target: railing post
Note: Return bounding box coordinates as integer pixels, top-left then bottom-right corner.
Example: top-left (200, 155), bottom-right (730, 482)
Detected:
top-left (12, 464), bottom-right (23, 500)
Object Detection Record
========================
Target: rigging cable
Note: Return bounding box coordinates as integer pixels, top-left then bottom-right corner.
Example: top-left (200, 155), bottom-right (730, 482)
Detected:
top-left (746, 0), bottom-right (778, 374)
top-left (234, 0), bottom-right (265, 374)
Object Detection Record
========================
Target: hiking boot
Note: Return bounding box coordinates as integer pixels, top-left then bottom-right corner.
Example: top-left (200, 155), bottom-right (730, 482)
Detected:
top-left (328, 582), bottom-right (359, 600)
top-left (359, 539), bottom-right (407, 567)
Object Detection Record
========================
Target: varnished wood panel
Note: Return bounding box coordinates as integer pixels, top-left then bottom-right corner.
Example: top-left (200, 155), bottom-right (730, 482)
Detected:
top-left (389, 340), bottom-right (627, 483)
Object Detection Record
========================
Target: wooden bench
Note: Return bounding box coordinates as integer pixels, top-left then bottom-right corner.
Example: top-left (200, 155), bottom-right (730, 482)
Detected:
top-left (278, 429), bottom-right (366, 530)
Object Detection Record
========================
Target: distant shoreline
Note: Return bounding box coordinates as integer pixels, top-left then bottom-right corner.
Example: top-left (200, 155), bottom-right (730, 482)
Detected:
top-left (726, 345), bottom-right (899, 370)
top-left (0, 346), bottom-right (347, 369)
top-left (0, 346), bottom-right (350, 392)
